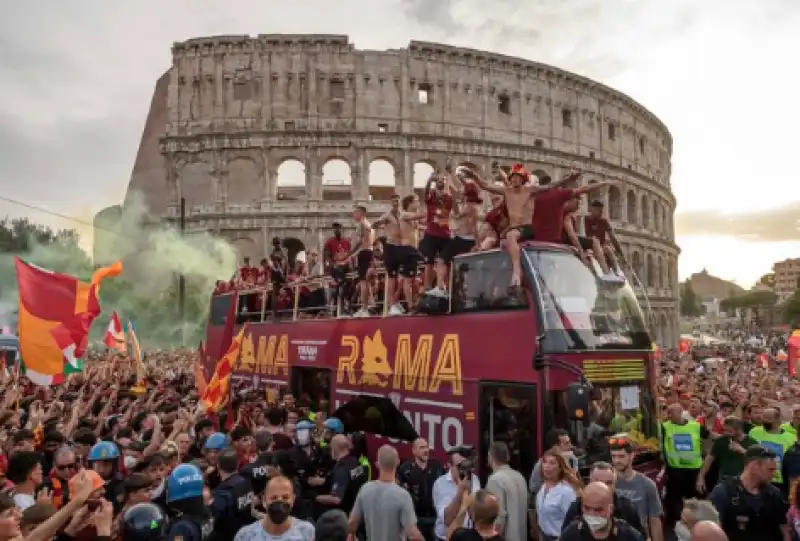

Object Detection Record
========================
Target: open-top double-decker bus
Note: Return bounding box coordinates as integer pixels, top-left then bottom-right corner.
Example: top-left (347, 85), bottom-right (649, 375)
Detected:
top-left (206, 241), bottom-right (660, 481)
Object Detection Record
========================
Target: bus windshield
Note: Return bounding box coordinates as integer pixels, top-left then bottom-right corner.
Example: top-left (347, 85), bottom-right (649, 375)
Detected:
top-left (548, 382), bottom-right (658, 468)
top-left (525, 249), bottom-right (650, 352)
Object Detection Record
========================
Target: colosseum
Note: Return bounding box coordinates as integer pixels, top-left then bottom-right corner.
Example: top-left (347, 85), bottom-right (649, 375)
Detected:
top-left (111, 34), bottom-right (680, 346)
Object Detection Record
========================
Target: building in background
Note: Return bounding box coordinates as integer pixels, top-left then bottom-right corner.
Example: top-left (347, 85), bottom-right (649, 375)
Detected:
top-left (774, 258), bottom-right (800, 304)
top-left (95, 35), bottom-right (680, 345)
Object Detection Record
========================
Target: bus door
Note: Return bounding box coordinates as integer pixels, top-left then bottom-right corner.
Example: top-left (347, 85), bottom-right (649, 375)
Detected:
top-left (290, 366), bottom-right (332, 416)
top-left (478, 382), bottom-right (538, 484)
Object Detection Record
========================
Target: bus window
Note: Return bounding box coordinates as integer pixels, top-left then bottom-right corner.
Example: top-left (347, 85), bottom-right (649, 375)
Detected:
top-left (209, 294), bottom-right (234, 326)
top-left (452, 252), bottom-right (528, 313)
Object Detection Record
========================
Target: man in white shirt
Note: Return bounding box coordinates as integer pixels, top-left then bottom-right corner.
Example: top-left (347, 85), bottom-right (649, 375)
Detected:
top-left (8, 451), bottom-right (44, 510)
top-left (432, 447), bottom-right (481, 541)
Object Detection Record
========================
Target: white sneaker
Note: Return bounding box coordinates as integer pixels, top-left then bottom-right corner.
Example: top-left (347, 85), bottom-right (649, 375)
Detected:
top-left (388, 304), bottom-right (405, 316)
top-left (426, 287), bottom-right (447, 297)
top-left (601, 273), bottom-right (625, 284)
top-left (353, 309), bottom-right (370, 318)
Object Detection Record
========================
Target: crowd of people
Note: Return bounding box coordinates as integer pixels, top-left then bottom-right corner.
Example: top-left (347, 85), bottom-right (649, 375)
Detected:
top-left (213, 161), bottom-right (627, 319)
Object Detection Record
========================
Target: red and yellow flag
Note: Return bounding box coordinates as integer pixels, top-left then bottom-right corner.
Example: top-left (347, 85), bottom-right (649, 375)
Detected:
top-left (16, 258), bottom-right (122, 386)
top-left (201, 325), bottom-right (247, 412)
top-left (788, 330), bottom-right (800, 379)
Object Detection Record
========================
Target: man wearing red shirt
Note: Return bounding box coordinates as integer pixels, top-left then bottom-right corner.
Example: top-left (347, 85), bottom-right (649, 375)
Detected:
top-left (583, 200), bottom-right (628, 274)
top-left (419, 174), bottom-right (453, 295)
top-left (239, 257), bottom-right (256, 283)
top-left (323, 222), bottom-right (351, 272)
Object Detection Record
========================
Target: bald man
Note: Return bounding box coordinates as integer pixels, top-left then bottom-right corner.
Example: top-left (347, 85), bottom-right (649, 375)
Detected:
top-left (397, 438), bottom-right (444, 541)
top-left (314, 434), bottom-right (367, 516)
top-left (560, 482), bottom-right (644, 541)
top-left (691, 521), bottom-right (728, 541)
top-left (234, 476), bottom-right (314, 541)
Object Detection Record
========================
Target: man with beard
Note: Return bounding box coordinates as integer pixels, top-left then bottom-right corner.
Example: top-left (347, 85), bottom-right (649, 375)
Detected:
top-left (398, 438), bottom-right (444, 541)
top-left (611, 438), bottom-right (663, 541)
top-left (234, 476), bottom-right (314, 541)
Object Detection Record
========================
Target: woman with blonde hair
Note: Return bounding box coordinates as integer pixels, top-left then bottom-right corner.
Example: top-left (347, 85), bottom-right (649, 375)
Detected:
top-left (534, 449), bottom-right (583, 541)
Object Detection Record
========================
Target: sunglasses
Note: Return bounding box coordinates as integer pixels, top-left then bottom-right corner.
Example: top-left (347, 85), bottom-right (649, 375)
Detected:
top-left (56, 463), bottom-right (77, 471)
top-left (608, 438), bottom-right (633, 450)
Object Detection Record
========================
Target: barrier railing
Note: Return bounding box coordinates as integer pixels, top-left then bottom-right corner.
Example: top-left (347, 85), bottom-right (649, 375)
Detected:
top-left (230, 263), bottom-right (428, 323)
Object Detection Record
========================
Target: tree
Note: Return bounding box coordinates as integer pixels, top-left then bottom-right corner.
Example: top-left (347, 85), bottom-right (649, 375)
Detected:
top-left (0, 217), bottom-right (210, 346)
top-left (721, 290), bottom-right (777, 326)
top-left (784, 290), bottom-right (800, 327)
top-left (759, 273), bottom-right (776, 288)
top-left (680, 281), bottom-right (703, 317)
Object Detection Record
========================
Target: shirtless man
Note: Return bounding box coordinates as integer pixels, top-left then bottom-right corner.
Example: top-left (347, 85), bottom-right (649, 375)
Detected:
top-left (388, 195), bottom-right (427, 315)
top-left (372, 194), bottom-right (403, 312)
top-left (343, 206), bottom-right (375, 318)
top-left (441, 170), bottom-right (480, 263)
top-left (467, 163), bottom-right (568, 287)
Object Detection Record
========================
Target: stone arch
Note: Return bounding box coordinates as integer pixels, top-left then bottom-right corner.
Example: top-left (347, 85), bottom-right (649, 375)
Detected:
top-left (631, 251), bottom-right (643, 281)
top-left (531, 168), bottom-right (551, 184)
top-left (282, 237), bottom-right (306, 270)
top-left (626, 190), bottom-right (637, 225)
top-left (608, 186), bottom-right (622, 221)
top-left (230, 236), bottom-right (257, 261)
top-left (659, 312), bottom-right (669, 346)
top-left (656, 254), bottom-right (664, 288)
top-left (652, 200), bottom-right (661, 233)
top-left (646, 252), bottom-right (655, 287)
top-left (662, 207), bottom-right (670, 237)
top-left (367, 158), bottom-right (397, 201)
top-left (413, 161), bottom-right (436, 200)
top-left (227, 157), bottom-right (262, 204)
top-left (179, 161), bottom-right (214, 208)
top-left (640, 193), bottom-right (650, 229)
top-left (276, 159), bottom-right (307, 200)
top-left (321, 158), bottom-right (352, 201)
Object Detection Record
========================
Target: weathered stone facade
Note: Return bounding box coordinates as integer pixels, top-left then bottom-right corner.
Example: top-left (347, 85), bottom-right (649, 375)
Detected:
top-left (118, 35), bottom-right (680, 346)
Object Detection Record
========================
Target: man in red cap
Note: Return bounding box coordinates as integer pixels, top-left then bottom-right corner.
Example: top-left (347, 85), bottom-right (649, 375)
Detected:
top-left (467, 163), bottom-right (569, 288)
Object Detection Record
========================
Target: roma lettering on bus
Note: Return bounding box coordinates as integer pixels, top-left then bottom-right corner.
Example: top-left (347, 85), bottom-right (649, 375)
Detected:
top-left (237, 333), bottom-right (289, 377)
top-left (336, 331), bottom-right (463, 396)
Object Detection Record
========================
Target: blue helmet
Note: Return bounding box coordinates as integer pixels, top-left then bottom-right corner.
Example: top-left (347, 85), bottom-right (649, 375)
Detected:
top-left (203, 432), bottom-right (229, 450)
top-left (166, 464), bottom-right (204, 503)
top-left (323, 417), bottom-right (344, 434)
top-left (296, 420), bottom-right (315, 431)
top-left (88, 441), bottom-right (120, 462)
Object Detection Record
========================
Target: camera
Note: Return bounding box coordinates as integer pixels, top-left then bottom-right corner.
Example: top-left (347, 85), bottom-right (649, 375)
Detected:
top-left (447, 445), bottom-right (475, 481)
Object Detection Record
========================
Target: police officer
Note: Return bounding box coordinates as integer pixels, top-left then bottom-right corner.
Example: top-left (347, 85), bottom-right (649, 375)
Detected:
top-left (209, 449), bottom-right (255, 541)
top-left (88, 441), bottom-right (126, 514)
top-left (119, 502), bottom-right (170, 541)
top-left (398, 438), bottom-right (444, 541)
top-left (710, 445), bottom-right (788, 541)
top-left (659, 403), bottom-right (709, 528)
top-left (350, 432), bottom-right (372, 482)
top-left (203, 433), bottom-right (229, 491)
top-left (240, 430), bottom-right (272, 496)
top-left (165, 464), bottom-right (213, 541)
top-left (321, 418), bottom-right (344, 449)
top-left (290, 419), bottom-right (324, 521)
top-left (315, 434), bottom-right (366, 517)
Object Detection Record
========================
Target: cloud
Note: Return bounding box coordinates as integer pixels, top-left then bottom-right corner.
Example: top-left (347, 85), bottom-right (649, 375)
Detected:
top-left (676, 206), bottom-right (800, 243)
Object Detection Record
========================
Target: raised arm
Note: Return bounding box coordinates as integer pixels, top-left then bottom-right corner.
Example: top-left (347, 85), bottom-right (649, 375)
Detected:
top-left (465, 168), bottom-right (504, 195)
top-left (372, 211), bottom-right (393, 229)
top-left (575, 180), bottom-right (611, 196)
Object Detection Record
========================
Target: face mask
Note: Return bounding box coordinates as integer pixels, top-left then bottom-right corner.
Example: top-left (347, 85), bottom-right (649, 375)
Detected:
top-left (124, 455), bottom-right (138, 470)
top-left (266, 501), bottom-right (291, 524)
top-left (584, 515), bottom-right (608, 532)
top-left (675, 521), bottom-right (691, 541)
top-left (296, 430), bottom-right (311, 447)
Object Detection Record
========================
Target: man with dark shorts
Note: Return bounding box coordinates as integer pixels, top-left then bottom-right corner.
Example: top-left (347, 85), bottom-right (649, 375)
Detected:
top-left (562, 195), bottom-right (622, 282)
top-left (372, 195), bottom-right (403, 311)
top-left (419, 173), bottom-right (453, 297)
top-left (344, 206), bottom-right (375, 318)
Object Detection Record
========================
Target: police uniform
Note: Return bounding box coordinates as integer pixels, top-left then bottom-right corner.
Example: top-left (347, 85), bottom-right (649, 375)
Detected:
top-left (105, 474), bottom-right (127, 515)
top-left (710, 476), bottom-right (787, 541)
top-left (749, 426), bottom-right (796, 491)
top-left (326, 454), bottom-right (367, 515)
top-left (209, 473), bottom-right (255, 541)
top-left (166, 464), bottom-right (215, 541)
top-left (167, 515), bottom-right (214, 541)
top-left (398, 458), bottom-right (445, 541)
top-left (661, 419), bottom-right (705, 525)
top-left (240, 453), bottom-right (271, 495)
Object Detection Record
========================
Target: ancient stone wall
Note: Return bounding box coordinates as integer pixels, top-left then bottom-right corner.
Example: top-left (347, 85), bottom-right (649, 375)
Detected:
top-left (120, 34), bottom-right (680, 345)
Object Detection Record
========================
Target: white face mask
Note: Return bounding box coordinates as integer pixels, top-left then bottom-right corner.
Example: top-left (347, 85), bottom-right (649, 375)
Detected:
top-left (296, 430), bottom-right (311, 446)
top-left (675, 521), bottom-right (691, 541)
top-left (124, 455), bottom-right (138, 470)
top-left (584, 515), bottom-right (608, 532)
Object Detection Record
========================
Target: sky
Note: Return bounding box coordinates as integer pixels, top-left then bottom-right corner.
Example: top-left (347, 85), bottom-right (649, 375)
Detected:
top-left (1, 0), bottom-right (799, 288)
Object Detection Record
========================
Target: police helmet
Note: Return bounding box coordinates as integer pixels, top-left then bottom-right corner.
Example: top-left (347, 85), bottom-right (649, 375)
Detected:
top-left (323, 417), bottom-right (344, 434)
top-left (166, 464), bottom-right (204, 503)
top-left (119, 503), bottom-right (169, 541)
top-left (296, 420), bottom-right (315, 431)
top-left (88, 441), bottom-right (120, 462)
top-left (203, 432), bottom-right (229, 450)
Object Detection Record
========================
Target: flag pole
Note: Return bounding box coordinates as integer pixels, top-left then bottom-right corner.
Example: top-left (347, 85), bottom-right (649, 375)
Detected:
top-left (179, 197), bottom-right (187, 345)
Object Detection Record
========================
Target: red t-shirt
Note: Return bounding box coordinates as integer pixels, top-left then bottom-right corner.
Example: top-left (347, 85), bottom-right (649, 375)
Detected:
top-left (532, 188), bottom-right (575, 243)
top-left (486, 203), bottom-right (509, 235)
top-left (324, 237), bottom-right (351, 265)
top-left (425, 191), bottom-right (453, 238)
top-left (240, 266), bottom-right (256, 282)
top-left (584, 216), bottom-right (611, 244)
